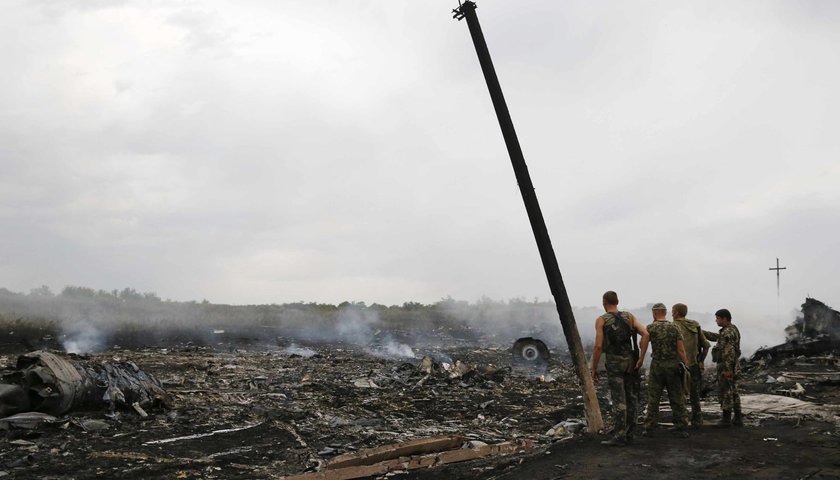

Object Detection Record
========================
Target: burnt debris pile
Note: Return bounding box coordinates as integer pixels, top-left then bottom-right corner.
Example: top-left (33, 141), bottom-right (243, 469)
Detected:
top-left (750, 298), bottom-right (840, 367)
top-left (739, 298), bottom-right (840, 404)
top-left (0, 342), bottom-right (587, 478)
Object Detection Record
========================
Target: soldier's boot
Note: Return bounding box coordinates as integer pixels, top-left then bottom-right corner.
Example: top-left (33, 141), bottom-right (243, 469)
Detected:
top-left (691, 410), bottom-right (703, 428)
top-left (732, 408), bottom-right (743, 427)
top-left (716, 410), bottom-right (732, 427)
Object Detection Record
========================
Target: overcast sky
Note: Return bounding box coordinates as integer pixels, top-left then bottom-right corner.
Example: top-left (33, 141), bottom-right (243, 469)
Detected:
top-left (1, 0), bottom-right (838, 342)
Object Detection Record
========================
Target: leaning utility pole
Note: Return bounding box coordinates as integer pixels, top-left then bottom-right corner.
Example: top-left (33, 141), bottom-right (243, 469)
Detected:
top-left (452, 1), bottom-right (603, 432)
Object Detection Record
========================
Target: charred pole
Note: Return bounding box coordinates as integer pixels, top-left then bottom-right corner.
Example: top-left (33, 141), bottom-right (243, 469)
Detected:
top-left (452, 1), bottom-right (603, 431)
top-left (769, 257), bottom-right (787, 297)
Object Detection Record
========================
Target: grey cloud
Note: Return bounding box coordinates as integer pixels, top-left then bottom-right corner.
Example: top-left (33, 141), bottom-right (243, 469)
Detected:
top-left (0, 0), bottom-right (837, 337)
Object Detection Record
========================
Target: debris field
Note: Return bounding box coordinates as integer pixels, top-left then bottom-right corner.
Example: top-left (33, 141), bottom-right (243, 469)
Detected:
top-left (1, 296), bottom-right (839, 479)
top-left (0, 341), bottom-right (588, 479)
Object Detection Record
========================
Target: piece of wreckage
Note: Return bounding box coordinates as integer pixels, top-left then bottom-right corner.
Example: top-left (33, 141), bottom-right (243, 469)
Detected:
top-left (511, 337), bottom-right (551, 380)
top-left (0, 350), bottom-right (172, 426)
top-left (738, 298), bottom-right (840, 403)
top-left (749, 298), bottom-right (840, 367)
top-left (410, 337), bottom-right (553, 388)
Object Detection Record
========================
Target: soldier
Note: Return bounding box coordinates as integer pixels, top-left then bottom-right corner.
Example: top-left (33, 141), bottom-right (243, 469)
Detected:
top-left (672, 303), bottom-right (710, 427)
top-left (638, 303), bottom-right (690, 437)
top-left (590, 291), bottom-right (649, 446)
top-left (703, 308), bottom-right (742, 427)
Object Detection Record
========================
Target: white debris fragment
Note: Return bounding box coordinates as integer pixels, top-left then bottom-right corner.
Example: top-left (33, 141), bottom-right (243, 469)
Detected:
top-left (353, 378), bottom-right (380, 389)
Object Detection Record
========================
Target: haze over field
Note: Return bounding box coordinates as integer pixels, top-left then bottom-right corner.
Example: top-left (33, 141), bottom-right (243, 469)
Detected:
top-left (1, 1), bottom-right (839, 349)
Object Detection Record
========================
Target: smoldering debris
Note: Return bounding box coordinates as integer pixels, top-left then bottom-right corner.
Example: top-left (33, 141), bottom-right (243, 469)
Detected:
top-left (0, 344), bottom-right (585, 478)
top-left (0, 297), bottom-right (839, 478)
top-left (0, 289), bottom-right (577, 355)
top-left (749, 298), bottom-right (840, 367)
top-left (786, 298), bottom-right (840, 343)
top-left (0, 351), bottom-right (172, 417)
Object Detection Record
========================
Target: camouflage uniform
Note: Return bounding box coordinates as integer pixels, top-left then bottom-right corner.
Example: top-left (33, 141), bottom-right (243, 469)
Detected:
top-left (602, 312), bottom-right (639, 442)
top-left (706, 324), bottom-right (741, 416)
top-left (674, 318), bottom-right (710, 426)
top-left (643, 320), bottom-right (689, 431)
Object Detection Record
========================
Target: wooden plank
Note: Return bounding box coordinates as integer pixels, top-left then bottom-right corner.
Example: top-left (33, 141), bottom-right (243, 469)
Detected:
top-left (281, 439), bottom-right (535, 480)
top-left (325, 435), bottom-right (463, 470)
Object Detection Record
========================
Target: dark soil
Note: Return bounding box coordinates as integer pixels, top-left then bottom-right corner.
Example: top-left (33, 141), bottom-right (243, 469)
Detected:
top-left (403, 419), bottom-right (840, 480)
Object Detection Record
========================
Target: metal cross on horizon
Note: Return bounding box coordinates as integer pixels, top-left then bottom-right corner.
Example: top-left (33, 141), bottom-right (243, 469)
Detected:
top-left (769, 257), bottom-right (787, 297)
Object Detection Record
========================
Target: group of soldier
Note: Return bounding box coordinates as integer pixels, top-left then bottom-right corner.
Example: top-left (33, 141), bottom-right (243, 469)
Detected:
top-left (590, 290), bottom-right (742, 446)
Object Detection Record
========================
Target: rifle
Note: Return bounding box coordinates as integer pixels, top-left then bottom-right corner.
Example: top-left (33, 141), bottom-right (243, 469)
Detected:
top-left (615, 311), bottom-right (642, 402)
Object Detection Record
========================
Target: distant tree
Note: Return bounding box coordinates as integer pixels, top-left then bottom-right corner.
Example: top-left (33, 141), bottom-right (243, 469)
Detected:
top-left (61, 286), bottom-right (96, 298)
top-left (119, 288), bottom-right (144, 301)
top-left (28, 285), bottom-right (54, 297)
top-left (368, 303), bottom-right (388, 312)
top-left (144, 292), bottom-right (161, 302)
top-left (338, 301), bottom-right (366, 309)
top-left (402, 301), bottom-right (424, 311)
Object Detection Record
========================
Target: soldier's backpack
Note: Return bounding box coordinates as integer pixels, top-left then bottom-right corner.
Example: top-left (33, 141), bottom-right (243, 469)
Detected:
top-left (603, 311), bottom-right (637, 358)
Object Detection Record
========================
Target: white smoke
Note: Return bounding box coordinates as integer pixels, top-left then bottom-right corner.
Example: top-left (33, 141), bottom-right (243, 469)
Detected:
top-left (62, 321), bottom-right (105, 353)
top-left (335, 307), bottom-right (378, 346)
top-left (366, 335), bottom-right (417, 359)
top-left (381, 340), bottom-right (415, 358)
top-left (283, 343), bottom-right (317, 357)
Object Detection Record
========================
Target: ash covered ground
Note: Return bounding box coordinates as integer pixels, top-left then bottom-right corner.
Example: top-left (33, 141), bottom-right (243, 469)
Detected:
top-left (0, 296), bottom-right (838, 479)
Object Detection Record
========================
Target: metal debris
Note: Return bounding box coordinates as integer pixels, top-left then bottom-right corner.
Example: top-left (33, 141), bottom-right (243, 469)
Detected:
top-left (1, 351), bottom-right (172, 416)
top-left (0, 412), bottom-right (59, 430)
top-left (142, 423), bottom-right (264, 446)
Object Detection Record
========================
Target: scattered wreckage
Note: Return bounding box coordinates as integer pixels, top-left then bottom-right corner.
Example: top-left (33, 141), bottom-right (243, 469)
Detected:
top-left (1, 298), bottom-right (839, 478)
top-left (0, 340), bottom-right (588, 478)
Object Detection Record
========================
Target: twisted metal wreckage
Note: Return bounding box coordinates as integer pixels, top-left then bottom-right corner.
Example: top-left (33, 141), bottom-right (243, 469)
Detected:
top-left (0, 351), bottom-right (172, 423)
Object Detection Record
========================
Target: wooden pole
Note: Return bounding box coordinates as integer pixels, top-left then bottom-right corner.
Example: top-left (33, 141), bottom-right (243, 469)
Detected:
top-left (453, 1), bottom-right (603, 432)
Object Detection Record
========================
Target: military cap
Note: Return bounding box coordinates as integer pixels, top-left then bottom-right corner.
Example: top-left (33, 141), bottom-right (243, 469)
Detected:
top-left (651, 302), bottom-right (667, 311)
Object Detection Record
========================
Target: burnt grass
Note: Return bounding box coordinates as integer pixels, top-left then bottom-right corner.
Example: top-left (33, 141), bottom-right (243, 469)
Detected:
top-left (0, 339), bottom-right (838, 479)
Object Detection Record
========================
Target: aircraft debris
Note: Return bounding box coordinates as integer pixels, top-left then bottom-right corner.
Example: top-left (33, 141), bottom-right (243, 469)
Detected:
top-left (0, 351), bottom-right (172, 416)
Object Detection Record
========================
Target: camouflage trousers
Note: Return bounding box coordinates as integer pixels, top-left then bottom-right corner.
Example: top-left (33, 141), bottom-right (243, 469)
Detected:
top-left (688, 364), bottom-right (703, 424)
top-left (644, 360), bottom-right (688, 430)
top-left (605, 355), bottom-right (639, 441)
top-left (717, 368), bottom-right (741, 413)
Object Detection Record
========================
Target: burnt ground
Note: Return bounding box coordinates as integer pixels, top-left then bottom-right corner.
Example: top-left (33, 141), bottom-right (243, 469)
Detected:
top-left (406, 420), bottom-right (840, 480)
top-left (0, 341), bottom-right (838, 479)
